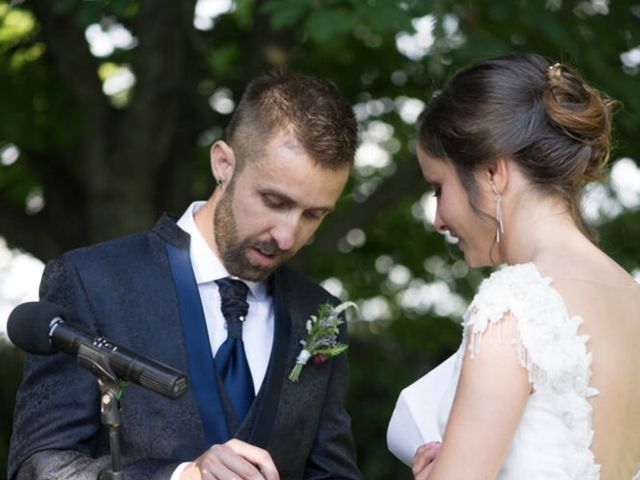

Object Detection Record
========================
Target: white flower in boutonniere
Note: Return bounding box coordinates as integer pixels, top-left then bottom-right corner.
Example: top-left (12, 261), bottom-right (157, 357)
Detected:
top-left (288, 301), bottom-right (357, 383)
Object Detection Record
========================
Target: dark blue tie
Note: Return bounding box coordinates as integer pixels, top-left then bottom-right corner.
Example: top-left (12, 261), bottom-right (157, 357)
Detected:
top-left (215, 278), bottom-right (254, 423)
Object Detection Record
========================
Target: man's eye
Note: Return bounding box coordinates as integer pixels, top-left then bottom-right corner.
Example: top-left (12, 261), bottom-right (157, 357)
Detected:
top-left (263, 195), bottom-right (285, 209)
top-left (432, 185), bottom-right (442, 198)
top-left (303, 210), bottom-right (324, 221)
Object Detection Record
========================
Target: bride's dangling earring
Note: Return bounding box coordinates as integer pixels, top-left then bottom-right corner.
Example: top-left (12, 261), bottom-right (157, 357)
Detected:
top-left (492, 184), bottom-right (504, 243)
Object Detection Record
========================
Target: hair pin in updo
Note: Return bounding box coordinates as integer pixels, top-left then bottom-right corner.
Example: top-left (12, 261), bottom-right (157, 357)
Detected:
top-left (547, 62), bottom-right (563, 82)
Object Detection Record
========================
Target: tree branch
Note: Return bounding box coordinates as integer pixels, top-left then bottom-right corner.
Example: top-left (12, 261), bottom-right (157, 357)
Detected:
top-left (29, 1), bottom-right (112, 190)
top-left (120, 0), bottom-right (199, 166)
top-left (30, 1), bottom-right (109, 125)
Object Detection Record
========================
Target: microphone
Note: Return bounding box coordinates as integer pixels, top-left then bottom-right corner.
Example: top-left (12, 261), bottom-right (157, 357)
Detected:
top-left (7, 301), bottom-right (188, 400)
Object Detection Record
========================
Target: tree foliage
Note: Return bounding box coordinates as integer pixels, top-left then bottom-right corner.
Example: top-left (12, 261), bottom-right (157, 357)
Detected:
top-left (1, 0), bottom-right (639, 477)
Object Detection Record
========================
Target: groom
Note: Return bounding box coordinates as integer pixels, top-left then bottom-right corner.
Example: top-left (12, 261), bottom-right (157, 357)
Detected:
top-left (8, 73), bottom-right (361, 480)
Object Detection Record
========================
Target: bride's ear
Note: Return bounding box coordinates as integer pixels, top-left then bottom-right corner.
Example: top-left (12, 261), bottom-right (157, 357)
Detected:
top-left (484, 157), bottom-right (509, 194)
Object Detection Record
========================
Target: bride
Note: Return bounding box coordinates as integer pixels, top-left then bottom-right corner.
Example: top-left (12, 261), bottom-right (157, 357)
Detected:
top-left (409, 53), bottom-right (640, 479)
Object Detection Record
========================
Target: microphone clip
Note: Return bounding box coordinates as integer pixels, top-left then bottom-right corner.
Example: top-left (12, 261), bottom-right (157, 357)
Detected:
top-left (77, 342), bottom-right (124, 393)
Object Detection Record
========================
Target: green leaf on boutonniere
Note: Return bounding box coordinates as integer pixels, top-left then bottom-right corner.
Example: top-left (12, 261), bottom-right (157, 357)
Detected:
top-left (288, 301), bottom-right (357, 383)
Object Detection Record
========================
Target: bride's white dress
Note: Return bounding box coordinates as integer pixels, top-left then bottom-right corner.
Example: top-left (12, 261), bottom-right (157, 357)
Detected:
top-left (435, 263), bottom-right (640, 480)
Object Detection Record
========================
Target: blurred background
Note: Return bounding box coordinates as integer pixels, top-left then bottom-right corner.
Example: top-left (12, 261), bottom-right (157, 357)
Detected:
top-left (1, 0), bottom-right (639, 478)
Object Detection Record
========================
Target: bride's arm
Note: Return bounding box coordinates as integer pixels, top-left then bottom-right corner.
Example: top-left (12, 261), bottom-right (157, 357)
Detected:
top-left (414, 313), bottom-right (531, 480)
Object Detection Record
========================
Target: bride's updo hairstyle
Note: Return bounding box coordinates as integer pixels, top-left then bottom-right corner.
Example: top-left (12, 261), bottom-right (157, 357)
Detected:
top-left (417, 52), bottom-right (616, 238)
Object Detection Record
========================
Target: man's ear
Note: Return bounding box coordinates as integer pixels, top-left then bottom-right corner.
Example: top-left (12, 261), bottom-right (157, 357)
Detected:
top-left (209, 140), bottom-right (236, 187)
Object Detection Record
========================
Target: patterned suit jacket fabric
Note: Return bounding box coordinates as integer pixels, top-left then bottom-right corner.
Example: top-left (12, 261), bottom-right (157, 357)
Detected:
top-left (8, 215), bottom-right (361, 480)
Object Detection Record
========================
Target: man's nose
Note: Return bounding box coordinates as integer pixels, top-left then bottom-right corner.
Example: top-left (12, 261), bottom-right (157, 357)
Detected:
top-left (270, 217), bottom-right (298, 251)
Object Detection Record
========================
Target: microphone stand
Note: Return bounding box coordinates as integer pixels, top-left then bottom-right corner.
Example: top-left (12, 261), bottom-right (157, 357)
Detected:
top-left (76, 343), bottom-right (127, 480)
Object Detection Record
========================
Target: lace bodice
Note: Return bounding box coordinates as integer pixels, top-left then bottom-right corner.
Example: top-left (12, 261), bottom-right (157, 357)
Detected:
top-left (435, 263), bottom-right (640, 479)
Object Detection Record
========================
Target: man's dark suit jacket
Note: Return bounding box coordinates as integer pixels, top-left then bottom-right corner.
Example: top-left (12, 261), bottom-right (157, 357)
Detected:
top-left (8, 215), bottom-right (361, 480)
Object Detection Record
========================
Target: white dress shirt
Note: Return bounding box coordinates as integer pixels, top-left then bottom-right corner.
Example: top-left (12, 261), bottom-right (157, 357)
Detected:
top-left (176, 201), bottom-right (275, 393)
top-left (171, 202), bottom-right (276, 480)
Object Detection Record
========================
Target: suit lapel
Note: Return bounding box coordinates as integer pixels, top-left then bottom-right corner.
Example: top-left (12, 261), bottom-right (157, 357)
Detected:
top-left (156, 213), bottom-right (237, 446)
top-left (155, 216), bottom-right (293, 448)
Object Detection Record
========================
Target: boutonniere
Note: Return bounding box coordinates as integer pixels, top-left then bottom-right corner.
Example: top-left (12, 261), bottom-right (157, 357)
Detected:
top-left (288, 301), bottom-right (357, 383)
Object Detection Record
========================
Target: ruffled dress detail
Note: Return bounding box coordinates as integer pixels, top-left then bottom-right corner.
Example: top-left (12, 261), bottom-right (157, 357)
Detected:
top-left (438, 263), bottom-right (602, 479)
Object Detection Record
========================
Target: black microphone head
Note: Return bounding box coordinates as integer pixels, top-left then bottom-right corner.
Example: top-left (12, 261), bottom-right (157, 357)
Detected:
top-left (7, 301), bottom-right (67, 355)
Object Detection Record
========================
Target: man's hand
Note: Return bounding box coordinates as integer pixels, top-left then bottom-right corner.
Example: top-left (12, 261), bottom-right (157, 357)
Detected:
top-left (412, 441), bottom-right (441, 480)
top-left (181, 439), bottom-right (279, 480)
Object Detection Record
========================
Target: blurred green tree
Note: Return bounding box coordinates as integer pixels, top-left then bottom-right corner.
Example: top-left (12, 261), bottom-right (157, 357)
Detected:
top-left (1, 0), bottom-right (639, 478)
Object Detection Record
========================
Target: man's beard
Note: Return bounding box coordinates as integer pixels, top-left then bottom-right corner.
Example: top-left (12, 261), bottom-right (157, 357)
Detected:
top-left (213, 190), bottom-right (290, 281)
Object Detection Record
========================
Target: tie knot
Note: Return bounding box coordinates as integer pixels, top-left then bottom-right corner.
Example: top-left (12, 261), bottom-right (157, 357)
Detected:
top-left (216, 278), bottom-right (249, 338)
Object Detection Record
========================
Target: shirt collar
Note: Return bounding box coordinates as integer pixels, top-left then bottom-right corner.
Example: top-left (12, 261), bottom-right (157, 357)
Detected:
top-left (176, 201), bottom-right (268, 301)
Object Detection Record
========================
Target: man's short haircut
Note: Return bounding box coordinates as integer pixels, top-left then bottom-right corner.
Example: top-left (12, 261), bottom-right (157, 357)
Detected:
top-left (225, 72), bottom-right (357, 171)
